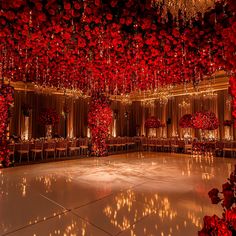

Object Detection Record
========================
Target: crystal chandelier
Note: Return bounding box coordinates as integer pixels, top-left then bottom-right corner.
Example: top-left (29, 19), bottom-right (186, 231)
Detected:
top-left (179, 97), bottom-right (190, 109)
top-left (141, 100), bottom-right (155, 107)
top-left (202, 87), bottom-right (217, 99)
top-left (120, 95), bottom-right (132, 105)
top-left (151, 0), bottom-right (218, 23)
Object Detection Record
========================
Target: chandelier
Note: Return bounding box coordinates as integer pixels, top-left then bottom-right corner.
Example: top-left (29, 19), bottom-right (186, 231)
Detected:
top-left (151, 0), bottom-right (218, 23)
top-left (120, 95), bottom-right (132, 105)
top-left (141, 100), bottom-right (155, 107)
top-left (179, 98), bottom-right (191, 109)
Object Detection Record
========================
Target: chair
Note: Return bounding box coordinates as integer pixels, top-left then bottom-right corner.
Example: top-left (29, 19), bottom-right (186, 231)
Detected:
top-left (80, 138), bottom-right (88, 155)
top-left (56, 141), bottom-right (67, 158)
top-left (184, 144), bottom-right (192, 154)
top-left (31, 141), bottom-right (44, 161)
top-left (68, 140), bottom-right (80, 156)
top-left (44, 141), bottom-right (56, 159)
top-left (8, 144), bottom-right (15, 162)
top-left (223, 141), bottom-right (236, 157)
top-left (18, 143), bottom-right (30, 163)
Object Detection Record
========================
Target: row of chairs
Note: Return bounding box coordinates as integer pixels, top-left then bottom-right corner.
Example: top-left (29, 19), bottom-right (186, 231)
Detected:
top-left (141, 139), bottom-right (189, 153)
top-left (8, 140), bottom-right (87, 163)
top-left (107, 138), bottom-right (136, 152)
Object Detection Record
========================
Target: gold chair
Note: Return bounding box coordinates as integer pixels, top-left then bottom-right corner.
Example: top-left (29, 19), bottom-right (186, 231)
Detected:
top-left (31, 141), bottom-right (44, 161)
top-left (18, 143), bottom-right (30, 163)
top-left (56, 141), bottom-right (67, 158)
top-left (68, 140), bottom-right (80, 156)
top-left (44, 141), bottom-right (56, 159)
top-left (8, 144), bottom-right (15, 162)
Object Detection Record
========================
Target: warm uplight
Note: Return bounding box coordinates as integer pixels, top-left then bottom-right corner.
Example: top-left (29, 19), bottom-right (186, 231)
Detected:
top-left (151, 0), bottom-right (218, 23)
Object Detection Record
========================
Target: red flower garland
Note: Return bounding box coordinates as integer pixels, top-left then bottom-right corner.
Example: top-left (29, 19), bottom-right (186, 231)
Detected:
top-left (145, 117), bottom-right (161, 128)
top-left (88, 93), bottom-right (112, 156)
top-left (0, 85), bottom-right (14, 167)
top-left (199, 165), bottom-right (236, 236)
top-left (39, 108), bottom-right (60, 126)
top-left (179, 114), bottom-right (193, 128)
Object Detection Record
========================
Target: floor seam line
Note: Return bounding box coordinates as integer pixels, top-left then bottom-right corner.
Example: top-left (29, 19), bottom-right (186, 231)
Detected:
top-left (1, 211), bottom-right (70, 236)
top-left (71, 211), bottom-right (113, 236)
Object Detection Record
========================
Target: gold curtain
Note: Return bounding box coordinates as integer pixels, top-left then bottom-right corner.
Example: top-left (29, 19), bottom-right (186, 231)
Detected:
top-left (10, 89), bottom-right (232, 140)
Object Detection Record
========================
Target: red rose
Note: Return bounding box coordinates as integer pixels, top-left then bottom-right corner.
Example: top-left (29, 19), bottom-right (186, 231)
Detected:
top-left (35, 2), bottom-right (43, 11)
top-left (64, 2), bottom-right (71, 10)
top-left (225, 208), bottom-right (236, 230)
top-left (126, 17), bottom-right (133, 25)
top-left (95, 0), bottom-right (101, 7)
top-left (106, 13), bottom-right (113, 21)
top-left (222, 190), bottom-right (234, 209)
top-left (38, 13), bottom-right (47, 22)
top-left (111, 0), bottom-right (118, 7)
top-left (120, 18), bottom-right (125, 24)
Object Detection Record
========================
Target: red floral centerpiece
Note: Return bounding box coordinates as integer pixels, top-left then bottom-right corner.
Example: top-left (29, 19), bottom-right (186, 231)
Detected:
top-left (179, 114), bottom-right (193, 128)
top-left (88, 93), bottom-right (113, 156)
top-left (223, 120), bottom-right (233, 126)
top-left (0, 85), bottom-right (14, 167)
top-left (39, 108), bottom-right (60, 126)
top-left (145, 117), bottom-right (161, 128)
top-left (192, 111), bottom-right (219, 130)
top-left (21, 103), bottom-right (32, 117)
top-left (199, 165), bottom-right (236, 236)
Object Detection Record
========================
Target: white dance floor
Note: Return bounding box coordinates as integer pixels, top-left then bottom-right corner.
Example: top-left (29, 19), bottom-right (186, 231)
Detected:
top-left (0, 152), bottom-right (234, 236)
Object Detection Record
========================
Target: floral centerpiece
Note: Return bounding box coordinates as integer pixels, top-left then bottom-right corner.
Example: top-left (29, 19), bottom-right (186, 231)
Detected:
top-left (145, 117), bottom-right (161, 128)
top-left (88, 93), bottom-right (113, 156)
top-left (39, 108), bottom-right (60, 126)
top-left (192, 111), bottom-right (219, 130)
top-left (199, 165), bottom-right (236, 236)
top-left (21, 103), bottom-right (32, 117)
top-left (39, 108), bottom-right (60, 137)
top-left (0, 85), bottom-right (14, 167)
top-left (223, 120), bottom-right (233, 126)
top-left (179, 114), bottom-right (193, 128)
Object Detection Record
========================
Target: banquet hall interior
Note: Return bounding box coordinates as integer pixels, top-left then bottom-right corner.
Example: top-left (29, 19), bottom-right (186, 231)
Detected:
top-left (0, 0), bottom-right (236, 236)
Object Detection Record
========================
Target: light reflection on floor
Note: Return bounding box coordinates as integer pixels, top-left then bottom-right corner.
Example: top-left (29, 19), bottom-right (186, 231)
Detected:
top-left (0, 152), bottom-right (235, 236)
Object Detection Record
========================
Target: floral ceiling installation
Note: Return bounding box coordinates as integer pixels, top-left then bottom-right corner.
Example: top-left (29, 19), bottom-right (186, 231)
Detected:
top-left (88, 93), bottom-right (112, 156)
top-left (0, 85), bottom-right (14, 167)
top-left (0, 0), bottom-right (235, 96)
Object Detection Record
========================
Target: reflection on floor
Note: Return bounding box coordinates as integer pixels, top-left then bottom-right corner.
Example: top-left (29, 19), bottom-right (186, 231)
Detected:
top-left (0, 152), bottom-right (235, 236)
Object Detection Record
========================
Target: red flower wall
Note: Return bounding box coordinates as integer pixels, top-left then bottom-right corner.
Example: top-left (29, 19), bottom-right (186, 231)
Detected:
top-left (0, 85), bottom-right (14, 167)
top-left (88, 93), bottom-right (112, 156)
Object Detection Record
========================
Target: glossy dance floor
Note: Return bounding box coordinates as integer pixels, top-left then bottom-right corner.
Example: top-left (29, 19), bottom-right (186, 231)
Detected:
top-left (1, 152), bottom-right (235, 236)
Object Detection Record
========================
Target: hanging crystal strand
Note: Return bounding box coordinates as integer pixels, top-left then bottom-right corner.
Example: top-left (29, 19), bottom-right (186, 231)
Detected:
top-left (10, 53), bottom-right (14, 83)
top-left (0, 46), bottom-right (3, 85)
top-left (3, 45), bottom-right (7, 82)
top-left (81, 0), bottom-right (87, 22)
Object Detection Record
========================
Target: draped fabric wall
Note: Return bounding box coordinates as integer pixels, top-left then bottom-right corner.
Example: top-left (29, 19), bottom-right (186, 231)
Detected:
top-left (10, 91), bottom-right (88, 138)
top-left (10, 89), bottom-right (232, 140)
